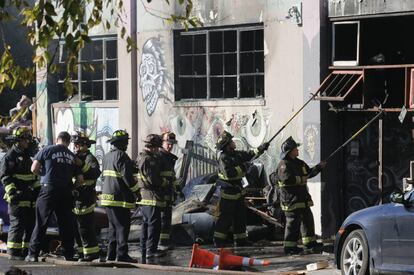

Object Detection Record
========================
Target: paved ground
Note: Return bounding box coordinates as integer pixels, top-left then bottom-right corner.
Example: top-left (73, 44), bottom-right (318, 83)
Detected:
top-left (0, 242), bottom-right (341, 274)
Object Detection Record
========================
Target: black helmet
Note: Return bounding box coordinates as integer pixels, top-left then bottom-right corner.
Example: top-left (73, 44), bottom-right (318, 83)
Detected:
top-left (161, 131), bottom-right (177, 144)
top-left (7, 127), bottom-right (32, 142)
top-left (144, 134), bottom-right (162, 148)
top-left (215, 131), bottom-right (233, 150)
top-left (71, 131), bottom-right (96, 148)
top-left (280, 136), bottom-right (301, 159)
top-left (107, 129), bottom-right (130, 144)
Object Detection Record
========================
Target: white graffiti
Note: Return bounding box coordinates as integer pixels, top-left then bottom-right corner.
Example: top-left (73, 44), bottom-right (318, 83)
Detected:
top-left (139, 37), bottom-right (172, 116)
top-left (304, 124), bottom-right (318, 161)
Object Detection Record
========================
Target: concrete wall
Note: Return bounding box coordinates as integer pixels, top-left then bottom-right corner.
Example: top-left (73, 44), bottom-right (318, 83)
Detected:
top-left (134, 0), bottom-right (325, 234)
top-left (329, 0), bottom-right (414, 18)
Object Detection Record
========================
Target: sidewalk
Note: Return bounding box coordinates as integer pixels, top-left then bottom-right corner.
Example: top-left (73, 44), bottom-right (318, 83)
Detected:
top-left (0, 242), bottom-right (340, 274)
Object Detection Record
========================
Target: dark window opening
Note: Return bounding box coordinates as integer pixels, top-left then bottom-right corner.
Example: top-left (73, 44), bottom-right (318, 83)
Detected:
top-left (364, 69), bottom-right (405, 109)
top-left (333, 22), bottom-right (359, 66)
top-left (333, 16), bottom-right (414, 66)
top-left (174, 24), bottom-right (264, 101)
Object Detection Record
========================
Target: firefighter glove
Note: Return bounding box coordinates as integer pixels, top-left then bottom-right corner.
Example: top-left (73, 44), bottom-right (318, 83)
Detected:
top-left (258, 142), bottom-right (270, 153)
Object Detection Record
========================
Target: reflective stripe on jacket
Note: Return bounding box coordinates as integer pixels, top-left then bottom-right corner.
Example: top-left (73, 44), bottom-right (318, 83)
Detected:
top-left (276, 157), bottom-right (321, 212)
top-left (101, 148), bottom-right (137, 209)
top-left (217, 149), bottom-right (258, 201)
top-left (136, 150), bottom-right (165, 208)
top-left (0, 145), bottom-right (39, 207)
top-left (73, 151), bottom-right (101, 215)
top-left (158, 148), bottom-right (178, 203)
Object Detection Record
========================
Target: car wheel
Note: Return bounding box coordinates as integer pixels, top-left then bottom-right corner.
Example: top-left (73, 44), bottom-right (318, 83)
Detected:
top-left (340, 229), bottom-right (369, 275)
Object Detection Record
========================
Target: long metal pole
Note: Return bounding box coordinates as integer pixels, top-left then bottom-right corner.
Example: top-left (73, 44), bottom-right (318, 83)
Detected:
top-left (268, 91), bottom-right (322, 144)
top-left (323, 110), bottom-right (384, 163)
top-left (378, 118), bottom-right (383, 204)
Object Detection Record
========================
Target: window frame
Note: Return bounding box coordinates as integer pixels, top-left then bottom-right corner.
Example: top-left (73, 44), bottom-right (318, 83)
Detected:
top-left (58, 35), bottom-right (118, 101)
top-left (332, 21), bottom-right (360, 66)
top-left (174, 23), bottom-right (264, 102)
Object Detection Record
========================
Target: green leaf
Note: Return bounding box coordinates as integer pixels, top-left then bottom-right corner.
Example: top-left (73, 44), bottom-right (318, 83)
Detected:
top-left (185, 1), bottom-right (193, 18)
top-left (0, 73), bottom-right (10, 83)
top-left (45, 15), bottom-right (55, 27)
top-left (121, 27), bottom-right (126, 38)
top-left (81, 34), bottom-right (91, 43)
top-left (69, 1), bottom-right (78, 17)
top-left (188, 19), bottom-right (196, 27)
top-left (11, 73), bottom-right (18, 89)
top-left (105, 20), bottom-right (110, 30)
top-left (44, 2), bottom-right (57, 16)
top-left (65, 33), bottom-right (74, 48)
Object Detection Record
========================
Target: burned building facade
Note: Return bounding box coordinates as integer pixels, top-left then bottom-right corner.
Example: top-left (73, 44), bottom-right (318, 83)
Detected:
top-left (32, 0), bottom-right (414, 238)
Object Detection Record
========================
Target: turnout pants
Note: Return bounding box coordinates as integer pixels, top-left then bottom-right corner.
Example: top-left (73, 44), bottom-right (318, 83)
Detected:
top-left (7, 206), bottom-right (35, 257)
top-left (213, 197), bottom-right (247, 245)
top-left (140, 205), bottom-right (161, 254)
top-left (106, 207), bottom-right (131, 259)
top-left (29, 185), bottom-right (75, 257)
top-left (283, 207), bottom-right (317, 248)
top-left (75, 212), bottom-right (99, 258)
top-left (159, 205), bottom-right (172, 246)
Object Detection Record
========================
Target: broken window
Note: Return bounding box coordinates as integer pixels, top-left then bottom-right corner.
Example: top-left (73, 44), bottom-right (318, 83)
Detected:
top-left (174, 24), bottom-right (264, 101)
top-left (58, 36), bottom-right (118, 101)
top-left (332, 21), bottom-right (360, 66)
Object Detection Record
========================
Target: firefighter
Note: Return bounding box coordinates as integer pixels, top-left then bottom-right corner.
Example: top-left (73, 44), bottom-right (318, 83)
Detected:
top-left (71, 132), bottom-right (101, 261)
top-left (0, 127), bottom-right (40, 260)
top-left (213, 131), bottom-right (269, 248)
top-left (276, 136), bottom-right (326, 255)
top-left (136, 134), bottom-right (166, 261)
top-left (27, 131), bottom-right (83, 262)
top-left (157, 132), bottom-right (179, 251)
top-left (101, 129), bottom-right (138, 263)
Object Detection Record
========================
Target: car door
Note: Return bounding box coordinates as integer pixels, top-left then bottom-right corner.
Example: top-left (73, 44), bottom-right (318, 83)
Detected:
top-left (380, 204), bottom-right (402, 267)
top-left (395, 190), bottom-right (414, 268)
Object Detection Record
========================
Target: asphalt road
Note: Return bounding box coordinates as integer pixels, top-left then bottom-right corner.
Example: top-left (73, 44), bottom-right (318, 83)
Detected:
top-left (0, 243), bottom-right (341, 274)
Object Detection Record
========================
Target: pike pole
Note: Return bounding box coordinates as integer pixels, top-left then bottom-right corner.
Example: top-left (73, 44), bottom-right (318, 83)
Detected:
top-left (323, 109), bottom-right (385, 163)
top-left (268, 91), bottom-right (321, 144)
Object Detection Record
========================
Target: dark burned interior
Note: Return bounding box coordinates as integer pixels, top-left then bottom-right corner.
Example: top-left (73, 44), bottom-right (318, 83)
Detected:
top-left (320, 14), bottom-right (414, 237)
top-left (320, 15), bottom-right (414, 111)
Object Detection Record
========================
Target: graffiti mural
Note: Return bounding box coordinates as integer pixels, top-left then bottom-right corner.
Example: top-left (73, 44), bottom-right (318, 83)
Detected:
top-left (343, 113), bottom-right (414, 215)
top-left (304, 124), bottom-right (319, 162)
top-left (139, 36), bottom-right (173, 116)
top-left (160, 106), bottom-right (303, 181)
top-left (53, 105), bottom-right (118, 189)
top-left (35, 68), bottom-right (50, 145)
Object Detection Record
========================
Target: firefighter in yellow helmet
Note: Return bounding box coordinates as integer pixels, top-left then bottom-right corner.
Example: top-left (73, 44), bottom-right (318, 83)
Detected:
top-left (0, 127), bottom-right (40, 260)
top-left (101, 130), bottom-right (138, 263)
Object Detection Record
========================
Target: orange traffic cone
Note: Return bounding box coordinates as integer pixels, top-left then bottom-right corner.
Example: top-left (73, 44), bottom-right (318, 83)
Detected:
top-left (189, 244), bottom-right (220, 269)
top-left (218, 248), bottom-right (270, 270)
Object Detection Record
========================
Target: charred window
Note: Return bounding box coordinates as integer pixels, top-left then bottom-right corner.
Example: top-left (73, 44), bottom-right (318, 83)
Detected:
top-left (174, 24), bottom-right (264, 101)
top-left (332, 21), bottom-right (359, 66)
top-left (58, 36), bottom-right (118, 101)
